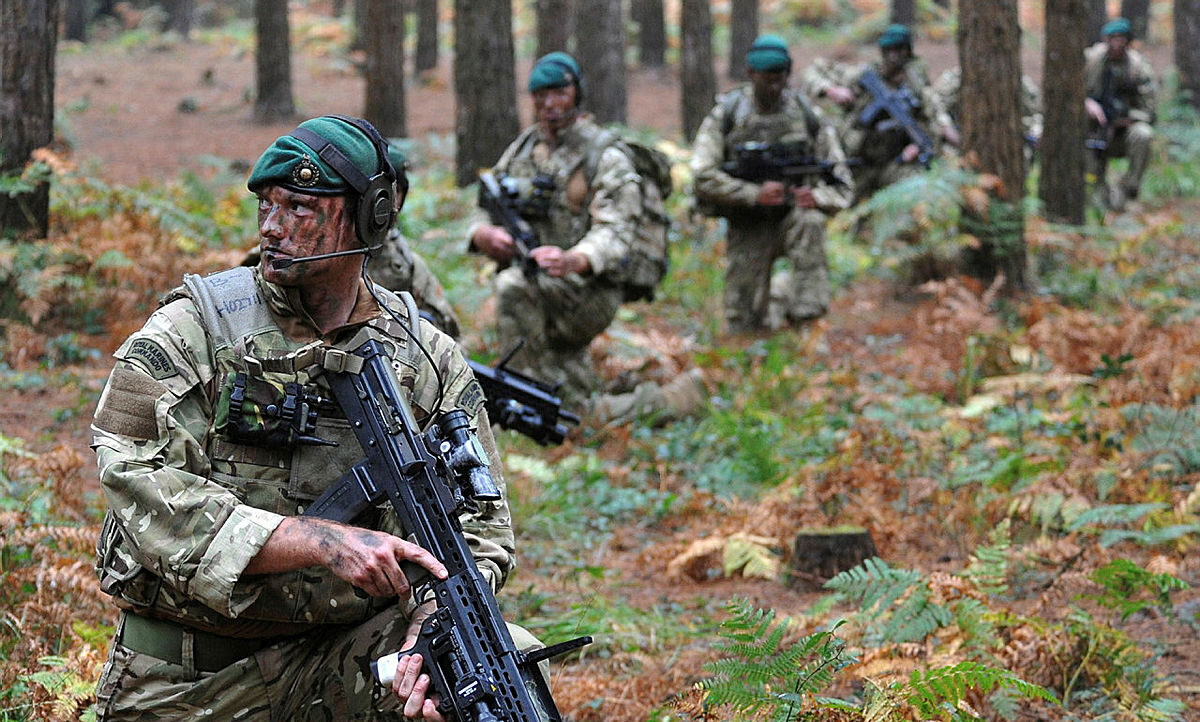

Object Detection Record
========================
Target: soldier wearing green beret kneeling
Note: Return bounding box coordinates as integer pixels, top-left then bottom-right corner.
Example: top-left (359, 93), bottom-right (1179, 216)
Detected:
top-left (91, 115), bottom-right (543, 721)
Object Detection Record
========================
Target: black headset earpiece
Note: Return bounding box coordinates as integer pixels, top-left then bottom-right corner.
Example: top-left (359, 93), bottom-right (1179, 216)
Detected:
top-left (287, 116), bottom-right (396, 253)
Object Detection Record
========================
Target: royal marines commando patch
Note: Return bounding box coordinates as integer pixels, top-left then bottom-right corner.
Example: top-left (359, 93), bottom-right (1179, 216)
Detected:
top-left (126, 338), bottom-right (178, 380)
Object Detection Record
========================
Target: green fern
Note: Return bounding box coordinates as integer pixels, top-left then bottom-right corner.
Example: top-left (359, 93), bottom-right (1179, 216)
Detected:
top-left (963, 519), bottom-right (1010, 596)
top-left (902, 661), bottom-right (1057, 717)
top-left (825, 557), bottom-right (954, 645)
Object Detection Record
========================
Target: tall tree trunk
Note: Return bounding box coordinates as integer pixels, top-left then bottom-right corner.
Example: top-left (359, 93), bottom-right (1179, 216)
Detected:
top-left (680, 0), bottom-right (715, 141)
top-left (574, 0), bottom-right (626, 124)
top-left (363, 0), bottom-right (405, 136)
top-left (959, 0), bottom-right (1026, 289)
top-left (536, 0), bottom-right (572, 57)
top-left (414, 0), bottom-right (438, 75)
top-left (1120, 0), bottom-right (1150, 40)
top-left (0, 0), bottom-right (57, 239)
top-left (167, 0), bottom-right (194, 38)
top-left (94, 0), bottom-right (116, 19)
top-left (254, 0), bottom-right (294, 123)
top-left (891, 0), bottom-right (916, 25)
top-left (1040, 0), bottom-right (1088, 225)
top-left (352, 0), bottom-right (368, 51)
top-left (332, 0), bottom-right (345, 17)
top-left (632, 0), bottom-right (665, 69)
top-left (1178, 0), bottom-right (1200, 111)
top-left (454, 0), bottom-right (519, 187)
top-left (1086, 0), bottom-right (1107, 43)
top-left (728, 0), bottom-right (758, 81)
top-left (65, 0), bottom-right (88, 42)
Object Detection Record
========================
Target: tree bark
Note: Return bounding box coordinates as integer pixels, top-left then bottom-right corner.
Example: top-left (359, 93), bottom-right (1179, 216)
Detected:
top-left (1, 0), bottom-right (57, 239)
top-left (1178, 0), bottom-right (1200, 111)
top-left (727, 0), bottom-right (758, 81)
top-left (1039, 0), bottom-right (1088, 225)
top-left (414, 0), bottom-right (438, 75)
top-left (454, 0), bottom-right (520, 187)
top-left (574, 0), bottom-right (626, 124)
top-left (632, 0), bottom-right (665, 69)
top-left (254, 0), bottom-right (294, 123)
top-left (167, 0), bottom-right (194, 38)
top-left (1086, 0), bottom-right (1107, 43)
top-left (680, 0), bottom-right (715, 142)
top-left (363, 0), bottom-right (405, 137)
top-left (958, 0), bottom-right (1026, 289)
top-left (536, 0), bottom-right (572, 58)
top-left (787, 528), bottom-right (878, 591)
top-left (891, 0), bottom-right (916, 25)
top-left (1120, 0), bottom-right (1150, 40)
top-left (65, 0), bottom-right (88, 42)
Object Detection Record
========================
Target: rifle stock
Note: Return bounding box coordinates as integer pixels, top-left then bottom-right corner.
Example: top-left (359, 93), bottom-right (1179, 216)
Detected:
top-left (305, 339), bottom-right (590, 721)
top-left (478, 171), bottom-right (540, 280)
top-left (857, 68), bottom-right (936, 167)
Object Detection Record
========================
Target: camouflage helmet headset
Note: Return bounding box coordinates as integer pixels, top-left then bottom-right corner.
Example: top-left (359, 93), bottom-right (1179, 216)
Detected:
top-left (285, 115), bottom-right (397, 252)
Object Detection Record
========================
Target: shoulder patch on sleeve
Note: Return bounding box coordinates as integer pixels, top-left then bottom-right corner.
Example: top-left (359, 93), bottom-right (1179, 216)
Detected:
top-left (126, 338), bottom-right (179, 380)
top-left (458, 379), bottom-right (486, 419)
top-left (94, 366), bottom-right (166, 440)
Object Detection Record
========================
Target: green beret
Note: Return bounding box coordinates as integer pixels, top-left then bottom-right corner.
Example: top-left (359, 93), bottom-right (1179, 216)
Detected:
top-left (1103, 17), bottom-right (1132, 37)
top-left (247, 116), bottom-right (383, 196)
top-left (878, 23), bottom-right (913, 49)
top-left (746, 34), bottom-right (792, 72)
top-left (528, 51), bottom-right (581, 93)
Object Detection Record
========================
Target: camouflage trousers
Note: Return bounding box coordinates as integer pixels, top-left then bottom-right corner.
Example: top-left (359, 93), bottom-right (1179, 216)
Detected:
top-left (724, 207), bottom-right (830, 335)
top-left (94, 610), bottom-right (548, 721)
top-left (850, 159), bottom-right (925, 204)
top-left (1087, 120), bottom-right (1154, 199)
top-left (495, 265), bottom-right (623, 405)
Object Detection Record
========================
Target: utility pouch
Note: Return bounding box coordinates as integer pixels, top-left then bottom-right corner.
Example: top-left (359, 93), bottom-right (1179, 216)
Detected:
top-left (96, 511), bottom-right (161, 608)
top-left (214, 371), bottom-right (332, 449)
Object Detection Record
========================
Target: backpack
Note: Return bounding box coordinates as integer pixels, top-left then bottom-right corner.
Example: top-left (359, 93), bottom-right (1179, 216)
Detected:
top-left (584, 129), bottom-right (674, 302)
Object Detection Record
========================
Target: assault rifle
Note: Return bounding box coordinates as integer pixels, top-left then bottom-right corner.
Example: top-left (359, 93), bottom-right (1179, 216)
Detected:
top-left (857, 68), bottom-right (936, 167)
top-left (305, 339), bottom-right (591, 722)
top-left (478, 171), bottom-right (540, 280)
top-left (468, 341), bottom-right (580, 446)
top-left (721, 142), bottom-right (852, 188)
top-left (1087, 67), bottom-right (1128, 162)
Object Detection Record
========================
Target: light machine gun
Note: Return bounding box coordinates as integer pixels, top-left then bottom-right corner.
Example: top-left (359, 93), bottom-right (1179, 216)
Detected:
top-left (857, 68), bottom-right (937, 167)
top-left (304, 339), bottom-right (591, 721)
top-left (468, 341), bottom-right (580, 447)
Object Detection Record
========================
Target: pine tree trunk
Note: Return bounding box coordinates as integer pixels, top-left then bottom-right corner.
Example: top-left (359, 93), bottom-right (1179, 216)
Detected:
top-left (727, 0), bottom-right (758, 81)
top-left (1178, 0), bottom-right (1200, 111)
top-left (891, 0), bottom-right (915, 25)
top-left (65, 0), bottom-right (87, 42)
top-left (680, 0), bottom-right (715, 142)
top-left (1120, 0), bottom-right (1150, 40)
top-left (958, 0), bottom-right (1026, 289)
top-left (363, 0), bottom-right (405, 137)
top-left (1086, 0), bottom-right (1107, 43)
top-left (414, 0), bottom-right (438, 74)
top-left (0, 0), bottom-right (57, 239)
top-left (454, 0), bottom-right (520, 187)
top-left (574, 0), bottom-right (626, 124)
top-left (1039, 0), bottom-right (1088, 225)
top-left (632, 0), bottom-right (665, 69)
top-left (254, 0), bottom-right (294, 123)
top-left (167, 0), bottom-right (193, 38)
top-left (536, 0), bottom-right (572, 58)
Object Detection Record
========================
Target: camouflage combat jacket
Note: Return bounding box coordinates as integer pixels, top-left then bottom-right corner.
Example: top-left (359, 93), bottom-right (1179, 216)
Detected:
top-left (369, 228), bottom-right (462, 338)
top-left (92, 266), bottom-right (514, 638)
top-left (691, 85), bottom-right (853, 218)
top-left (1084, 43), bottom-right (1157, 125)
top-left (467, 114), bottom-right (641, 283)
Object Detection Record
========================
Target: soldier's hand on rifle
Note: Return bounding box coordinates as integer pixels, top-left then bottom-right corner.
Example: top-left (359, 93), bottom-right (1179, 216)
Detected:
top-left (531, 245), bottom-right (591, 277)
top-left (471, 224), bottom-right (517, 262)
top-left (1085, 97), bottom-right (1108, 126)
top-left (392, 601), bottom-right (446, 721)
top-left (823, 85), bottom-right (856, 107)
top-left (791, 185), bottom-right (817, 209)
top-left (942, 123), bottom-right (961, 148)
top-left (757, 180), bottom-right (789, 206)
top-left (901, 143), bottom-right (922, 164)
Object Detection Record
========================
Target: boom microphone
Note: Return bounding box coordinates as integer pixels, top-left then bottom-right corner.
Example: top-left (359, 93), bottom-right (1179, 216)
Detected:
top-left (270, 247), bottom-right (369, 270)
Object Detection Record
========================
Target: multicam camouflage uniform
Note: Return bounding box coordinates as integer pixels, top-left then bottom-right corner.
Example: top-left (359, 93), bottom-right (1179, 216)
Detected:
top-left (802, 57), bottom-right (950, 202)
top-left (369, 228), bottom-right (461, 339)
top-left (467, 114), bottom-right (641, 404)
top-left (1084, 41), bottom-right (1157, 204)
top-left (91, 266), bottom-right (522, 720)
top-left (691, 85), bottom-right (853, 333)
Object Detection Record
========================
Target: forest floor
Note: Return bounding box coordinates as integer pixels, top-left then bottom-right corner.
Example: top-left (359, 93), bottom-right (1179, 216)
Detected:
top-left (4, 4), bottom-right (1199, 721)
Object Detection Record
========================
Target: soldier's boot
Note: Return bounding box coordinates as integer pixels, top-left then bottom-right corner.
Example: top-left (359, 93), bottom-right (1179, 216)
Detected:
top-left (658, 368), bottom-right (709, 422)
top-left (588, 369), bottom-right (708, 427)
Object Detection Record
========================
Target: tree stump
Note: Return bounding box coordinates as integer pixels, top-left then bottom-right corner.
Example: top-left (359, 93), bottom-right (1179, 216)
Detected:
top-left (787, 526), bottom-right (878, 591)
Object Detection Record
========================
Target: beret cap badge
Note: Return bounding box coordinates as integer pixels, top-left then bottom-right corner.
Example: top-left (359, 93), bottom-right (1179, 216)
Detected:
top-left (291, 155), bottom-right (321, 188)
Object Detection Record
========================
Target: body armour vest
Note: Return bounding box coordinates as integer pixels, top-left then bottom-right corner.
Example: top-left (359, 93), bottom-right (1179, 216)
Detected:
top-left (99, 267), bottom-right (423, 637)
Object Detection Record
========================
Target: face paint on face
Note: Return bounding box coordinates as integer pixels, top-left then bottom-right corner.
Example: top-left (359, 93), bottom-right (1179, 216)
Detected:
top-left (257, 186), bottom-right (356, 286)
top-left (882, 46), bottom-right (910, 78)
top-left (749, 69), bottom-right (789, 108)
top-left (533, 85), bottom-right (579, 135)
top-left (1106, 34), bottom-right (1130, 61)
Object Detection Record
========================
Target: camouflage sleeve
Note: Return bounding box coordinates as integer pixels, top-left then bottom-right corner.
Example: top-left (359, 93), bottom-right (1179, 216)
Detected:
top-left (1130, 54), bottom-right (1157, 124)
top-left (691, 100), bottom-right (761, 209)
top-left (91, 298), bottom-right (285, 618)
top-left (409, 252), bottom-right (462, 339)
top-left (571, 144), bottom-right (641, 276)
top-left (812, 119), bottom-right (854, 212)
top-left (408, 320), bottom-right (516, 593)
top-left (467, 132), bottom-right (527, 253)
